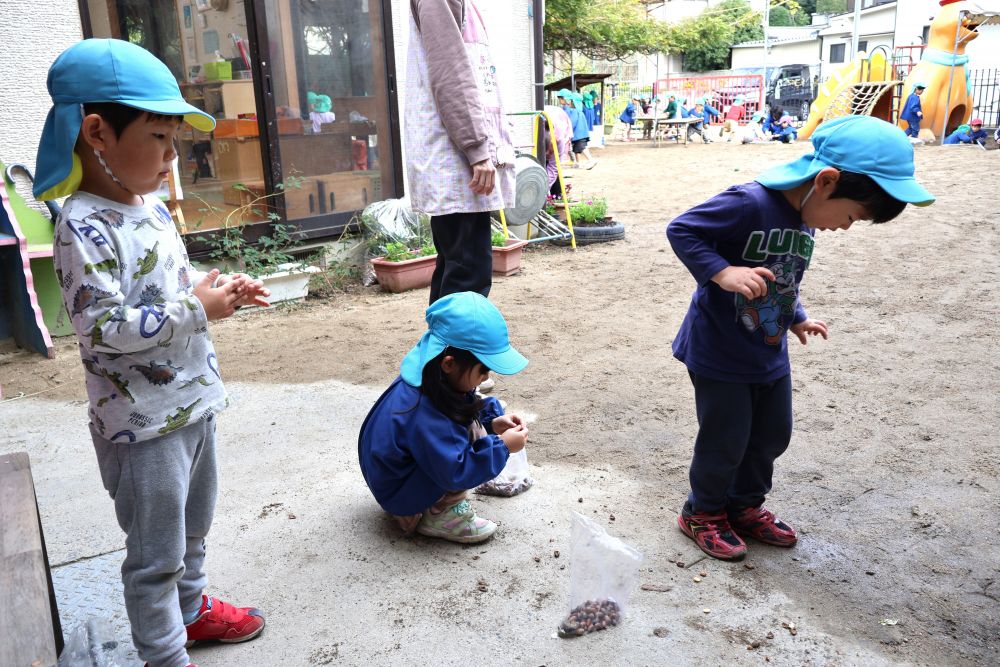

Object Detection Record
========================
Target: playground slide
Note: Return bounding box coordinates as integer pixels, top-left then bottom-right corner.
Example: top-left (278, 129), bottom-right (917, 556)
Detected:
top-left (799, 50), bottom-right (891, 140)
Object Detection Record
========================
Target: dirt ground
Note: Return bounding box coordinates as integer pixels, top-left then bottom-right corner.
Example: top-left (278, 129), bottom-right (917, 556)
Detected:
top-left (2, 138), bottom-right (998, 665)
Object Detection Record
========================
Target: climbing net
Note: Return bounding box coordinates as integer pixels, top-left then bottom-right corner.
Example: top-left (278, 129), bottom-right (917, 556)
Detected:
top-left (825, 81), bottom-right (902, 120)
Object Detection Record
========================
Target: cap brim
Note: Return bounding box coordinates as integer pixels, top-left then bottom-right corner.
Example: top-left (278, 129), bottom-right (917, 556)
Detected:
top-left (399, 331), bottom-right (529, 387)
top-left (120, 98), bottom-right (217, 132)
top-left (474, 345), bottom-right (529, 377)
top-left (869, 174), bottom-right (935, 207)
top-left (757, 154), bottom-right (935, 207)
top-left (33, 103), bottom-right (84, 200)
top-left (755, 154), bottom-right (824, 191)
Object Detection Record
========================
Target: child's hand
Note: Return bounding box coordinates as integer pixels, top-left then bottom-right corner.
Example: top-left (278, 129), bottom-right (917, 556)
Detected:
top-left (500, 424), bottom-right (528, 454)
top-left (790, 319), bottom-right (829, 345)
top-left (193, 269), bottom-right (243, 320)
top-left (711, 265), bottom-right (776, 300)
top-left (218, 273), bottom-right (271, 308)
top-left (491, 414), bottom-right (524, 436)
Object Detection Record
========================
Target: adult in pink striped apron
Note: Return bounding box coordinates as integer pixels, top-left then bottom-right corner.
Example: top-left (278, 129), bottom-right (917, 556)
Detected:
top-left (407, 0), bottom-right (516, 304)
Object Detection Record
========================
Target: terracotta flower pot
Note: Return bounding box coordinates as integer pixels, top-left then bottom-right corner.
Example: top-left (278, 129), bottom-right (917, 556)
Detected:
top-left (370, 254), bottom-right (437, 293)
top-left (491, 239), bottom-right (529, 276)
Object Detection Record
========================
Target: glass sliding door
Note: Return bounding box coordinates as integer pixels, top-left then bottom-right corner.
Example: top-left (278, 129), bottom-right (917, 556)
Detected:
top-left (85, 0), bottom-right (267, 233)
top-left (262, 0), bottom-right (396, 225)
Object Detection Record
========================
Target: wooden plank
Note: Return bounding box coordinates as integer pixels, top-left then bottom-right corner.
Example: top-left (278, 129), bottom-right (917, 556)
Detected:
top-left (0, 453), bottom-right (59, 667)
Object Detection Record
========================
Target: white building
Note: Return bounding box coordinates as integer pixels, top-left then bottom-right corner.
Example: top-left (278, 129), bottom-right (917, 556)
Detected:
top-left (730, 1), bottom-right (1000, 80)
top-left (816, 1), bottom-right (897, 80)
top-left (730, 24), bottom-right (826, 71)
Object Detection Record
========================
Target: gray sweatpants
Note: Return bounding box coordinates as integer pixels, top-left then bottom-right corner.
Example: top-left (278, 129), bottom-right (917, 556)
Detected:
top-left (91, 416), bottom-right (218, 667)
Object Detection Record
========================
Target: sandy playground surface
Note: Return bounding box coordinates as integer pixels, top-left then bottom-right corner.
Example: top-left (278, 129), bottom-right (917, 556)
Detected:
top-left (1, 139), bottom-right (998, 665)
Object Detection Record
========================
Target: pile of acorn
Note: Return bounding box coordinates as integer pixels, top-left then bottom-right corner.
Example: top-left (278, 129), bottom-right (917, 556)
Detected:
top-left (557, 599), bottom-right (621, 638)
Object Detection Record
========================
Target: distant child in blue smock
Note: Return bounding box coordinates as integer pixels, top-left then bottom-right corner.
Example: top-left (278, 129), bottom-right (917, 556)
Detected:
top-left (620, 95), bottom-right (639, 141)
top-left (770, 115), bottom-right (799, 143)
top-left (943, 118), bottom-right (988, 146)
top-left (558, 89), bottom-right (598, 168)
top-left (666, 116), bottom-right (935, 561)
top-left (358, 292), bottom-right (530, 544)
top-left (901, 82), bottom-right (926, 138)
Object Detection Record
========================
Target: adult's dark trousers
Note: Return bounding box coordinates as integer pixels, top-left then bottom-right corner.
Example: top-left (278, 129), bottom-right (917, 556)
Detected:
top-left (429, 211), bottom-right (493, 304)
top-left (686, 371), bottom-right (793, 513)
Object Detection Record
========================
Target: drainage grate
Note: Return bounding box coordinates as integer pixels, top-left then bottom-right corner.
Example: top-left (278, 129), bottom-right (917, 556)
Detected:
top-left (52, 550), bottom-right (138, 664)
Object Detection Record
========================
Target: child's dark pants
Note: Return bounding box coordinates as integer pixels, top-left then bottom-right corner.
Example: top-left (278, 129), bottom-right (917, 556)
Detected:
top-left (905, 119), bottom-right (920, 137)
top-left (687, 371), bottom-right (793, 513)
top-left (429, 211), bottom-right (493, 304)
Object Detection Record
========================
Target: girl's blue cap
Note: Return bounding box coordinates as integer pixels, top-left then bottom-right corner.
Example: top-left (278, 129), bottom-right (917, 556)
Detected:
top-left (34, 39), bottom-right (216, 200)
top-left (400, 292), bottom-right (528, 387)
top-left (755, 115), bottom-right (935, 207)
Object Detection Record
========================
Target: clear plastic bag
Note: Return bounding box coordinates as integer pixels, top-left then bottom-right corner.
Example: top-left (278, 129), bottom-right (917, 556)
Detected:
top-left (475, 448), bottom-right (533, 497)
top-left (359, 198), bottom-right (433, 285)
top-left (557, 512), bottom-right (643, 638)
top-left (58, 618), bottom-right (132, 666)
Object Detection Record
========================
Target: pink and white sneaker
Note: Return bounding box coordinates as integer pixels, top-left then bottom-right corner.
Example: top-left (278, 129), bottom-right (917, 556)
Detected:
top-left (416, 499), bottom-right (497, 544)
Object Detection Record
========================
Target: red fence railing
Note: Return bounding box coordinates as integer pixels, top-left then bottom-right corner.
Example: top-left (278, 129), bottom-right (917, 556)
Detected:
top-left (654, 74), bottom-right (765, 124)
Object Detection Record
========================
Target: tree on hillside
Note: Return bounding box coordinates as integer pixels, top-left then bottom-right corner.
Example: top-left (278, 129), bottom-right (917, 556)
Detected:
top-left (769, 0), bottom-right (811, 26)
top-left (816, 0), bottom-right (848, 13)
top-left (668, 0), bottom-right (762, 72)
top-left (545, 0), bottom-right (672, 61)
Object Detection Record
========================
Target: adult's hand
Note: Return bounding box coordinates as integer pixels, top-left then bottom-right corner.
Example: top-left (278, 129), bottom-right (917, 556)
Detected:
top-left (469, 159), bottom-right (496, 195)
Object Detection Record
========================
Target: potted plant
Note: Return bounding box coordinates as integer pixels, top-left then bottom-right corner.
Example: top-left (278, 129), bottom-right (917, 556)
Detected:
top-left (369, 240), bottom-right (438, 293)
top-left (491, 230), bottom-right (529, 276)
top-left (563, 196), bottom-right (624, 245)
top-left (193, 178), bottom-right (320, 305)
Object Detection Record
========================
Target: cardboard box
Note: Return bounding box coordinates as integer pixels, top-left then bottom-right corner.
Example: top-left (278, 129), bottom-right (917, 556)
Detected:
top-left (235, 180), bottom-right (321, 220)
top-left (314, 172), bottom-right (375, 213)
top-left (214, 117), bottom-right (304, 138)
top-left (214, 137), bottom-right (264, 189)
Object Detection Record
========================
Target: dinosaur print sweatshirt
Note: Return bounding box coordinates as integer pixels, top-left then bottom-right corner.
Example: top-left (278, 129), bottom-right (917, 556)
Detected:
top-left (53, 192), bottom-right (228, 444)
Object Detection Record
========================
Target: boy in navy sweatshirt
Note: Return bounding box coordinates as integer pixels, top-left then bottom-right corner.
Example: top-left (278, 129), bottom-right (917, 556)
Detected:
top-left (666, 116), bottom-right (935, 561)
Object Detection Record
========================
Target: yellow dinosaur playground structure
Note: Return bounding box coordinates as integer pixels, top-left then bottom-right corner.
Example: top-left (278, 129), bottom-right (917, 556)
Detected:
top-left (900, 0), bottom-right (985, 141)
top-left (800, 0), bottom-right (996, 141)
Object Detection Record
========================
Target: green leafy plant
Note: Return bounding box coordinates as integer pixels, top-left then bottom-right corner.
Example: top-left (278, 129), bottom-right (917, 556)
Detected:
top-left (569, 197), bottom-right (609, 225)
top-left (193, 175), bottom-right (307, 278)
top-left (491, 230), bottom-right (508, 247)
top-left (380, 240), bottom-right (436, 263)
top-left (365, 209), bottom-right (436, 263)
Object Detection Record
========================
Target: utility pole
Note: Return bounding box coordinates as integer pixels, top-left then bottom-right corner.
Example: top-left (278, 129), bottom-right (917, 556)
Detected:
top-left (850, 0), bottom-right (863, 58)
top-left (762, 0), bottom-right (770, 110)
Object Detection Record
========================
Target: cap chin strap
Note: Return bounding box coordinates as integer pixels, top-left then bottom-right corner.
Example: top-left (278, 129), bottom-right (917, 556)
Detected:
top-left (94, 149), bottom-right (135, 196)
top-left (798, 184), bottom-right (816, 225)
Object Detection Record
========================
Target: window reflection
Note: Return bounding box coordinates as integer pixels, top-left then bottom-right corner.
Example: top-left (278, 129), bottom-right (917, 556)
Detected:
top-left (266, 0), bottom-right (393, 219)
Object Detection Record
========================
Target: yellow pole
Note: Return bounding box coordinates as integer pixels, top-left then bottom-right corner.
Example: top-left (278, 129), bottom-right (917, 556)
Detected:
top-left (498, 207), bottom-right (509, 237)
top-left (539, 110), bottom-right (576, 249)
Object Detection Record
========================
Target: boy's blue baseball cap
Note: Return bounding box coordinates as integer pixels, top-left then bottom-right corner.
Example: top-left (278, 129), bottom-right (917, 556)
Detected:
top-left (400, 292), bottom-right (528, 387)
top-left (34, 39), bottom-right (216, 200)
top-left (755, 115), bottom-right (935, 207)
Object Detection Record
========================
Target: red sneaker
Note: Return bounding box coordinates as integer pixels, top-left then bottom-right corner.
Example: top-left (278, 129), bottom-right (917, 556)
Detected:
top-left (729, 505), bottom-right (797, 547)
top-left (677, 506), bottom-right (747, 561)
top-left (185, 595), bottom-right (265, 646)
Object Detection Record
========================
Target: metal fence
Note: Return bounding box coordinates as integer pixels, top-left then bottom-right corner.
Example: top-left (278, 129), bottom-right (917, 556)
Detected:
top-left (969, 68), bottom-right (1000, 128)
top-left (655, 75), bottom-right (766, 124)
